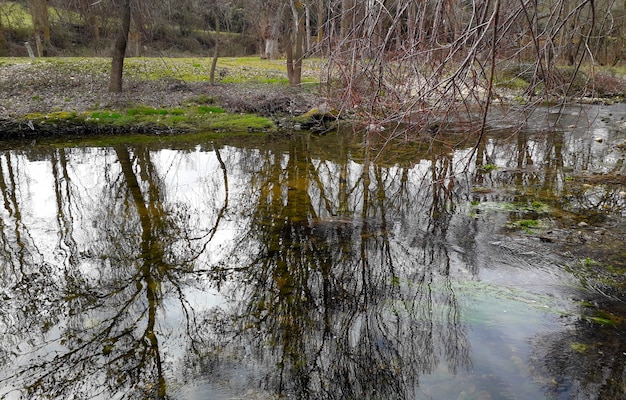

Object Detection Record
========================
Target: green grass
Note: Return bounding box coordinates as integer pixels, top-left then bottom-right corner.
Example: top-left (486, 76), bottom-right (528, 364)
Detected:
top-left (24, 105), bottom-right (276, 133)
top-left (197, 106), bottom-right (226, 114)
top-left (0, 56), bottom-right (322, 84)
top-left (0, 2), bottom-right (33, 31)
top-left (0, 1), bottom-right (82, 35)
top-left (479, 163), bottom-right (498, 172)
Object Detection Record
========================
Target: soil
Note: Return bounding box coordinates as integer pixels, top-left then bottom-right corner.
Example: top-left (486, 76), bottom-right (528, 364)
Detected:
top-left (0, 62), bottom-right (323, 137)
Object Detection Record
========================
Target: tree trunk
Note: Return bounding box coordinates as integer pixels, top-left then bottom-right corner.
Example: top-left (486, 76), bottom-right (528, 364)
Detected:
top-left (286, 0), bottom-right (305, 86)
top-left (209, 9), bottom-right (221, 85)
top-left (0, 11), bottom-right (6, 56)
top-left (340, 0), bottom-right (352, 40)
top-left (293, 8), bottom-right (304, 86)
top-left (316, 0), bottom-right (324, 47)
top-left (29, 0), bottom-right (50, 56)
top-left (109, 0), bottom-right (131, 93)
top-left (264, 38), bottom-right (280, 59)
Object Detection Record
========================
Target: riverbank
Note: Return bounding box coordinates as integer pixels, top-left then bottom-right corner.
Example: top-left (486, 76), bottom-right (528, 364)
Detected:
top-left (0, 58), bottom-right (324, 139)
top-left (2, 57), bottom-right (626, 139)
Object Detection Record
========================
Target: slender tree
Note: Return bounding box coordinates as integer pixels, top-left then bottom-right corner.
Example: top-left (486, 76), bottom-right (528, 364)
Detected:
top-left (109, 0), bottom-right (132, 93)
top-left (209, 1), bottom-right (221, 85)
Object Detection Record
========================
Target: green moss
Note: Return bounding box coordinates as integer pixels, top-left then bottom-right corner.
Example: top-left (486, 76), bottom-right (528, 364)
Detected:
top-left (507, 218), bottom-right (542, 233)
top-left (90, 111), bottom-right (123, 120)
top-left (197, 106), bottom-right (226, 114)
top-left (518, 219), bottom-right (540, 228)
top-left (127, 106), bottom-right (169, 116)
top-left (205, 113), bottom-right (274, 131)
top-left (496, 76), bottom-right (529, 90)
top-left (23, 105), bottom-right (276, 133)
top-left (570, 342), bottom-right (589, 354)
top-left (25, 111), bottom-right (79, 122)
top-left (479, 163), bottom-right (498, 172)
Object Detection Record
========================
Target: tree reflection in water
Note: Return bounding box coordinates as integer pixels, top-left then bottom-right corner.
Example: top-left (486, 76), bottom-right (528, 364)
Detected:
top-left (0, 116), bottom-right (624, 399)
top-left (0, 145), bottom-right (227, 399)
top-left (198, 136), bottom-right (471, 399)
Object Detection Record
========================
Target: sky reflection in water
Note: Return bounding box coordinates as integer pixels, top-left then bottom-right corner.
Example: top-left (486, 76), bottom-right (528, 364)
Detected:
top-left (0, 105), bottom-right (625, 400)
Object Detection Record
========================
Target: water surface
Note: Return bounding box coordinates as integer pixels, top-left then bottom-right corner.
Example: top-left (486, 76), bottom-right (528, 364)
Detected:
top-left (0, 105), bottom-right (625, 400)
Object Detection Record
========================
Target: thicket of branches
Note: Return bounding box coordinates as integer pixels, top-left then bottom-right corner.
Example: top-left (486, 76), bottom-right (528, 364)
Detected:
top-left (314, 0), bottom-right (625, 136)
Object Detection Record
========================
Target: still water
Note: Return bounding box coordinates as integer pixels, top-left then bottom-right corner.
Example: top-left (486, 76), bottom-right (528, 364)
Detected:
top-left (0, 105), bottom-right (625, 400)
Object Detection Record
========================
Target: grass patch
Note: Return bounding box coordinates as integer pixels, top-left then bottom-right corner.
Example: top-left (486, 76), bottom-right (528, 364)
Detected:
top-left (0, 2), bottom-right (33, 31)
top-left (507, 218), bottom-right (542, 233)
top-left (495, 74), bottom-right (529, 90)
top-left (0, 57), bottom-right (322, 86)
top-left (89, 111), bottom-right (122, 120)
top-left (127, 106), bottom-right (170, 116)
top-left (197, 106), bottom-right (226, 114)
top-left (23, 105), bottom-right (275, 133)
top-left (114, 57), bottom-right (321, 84)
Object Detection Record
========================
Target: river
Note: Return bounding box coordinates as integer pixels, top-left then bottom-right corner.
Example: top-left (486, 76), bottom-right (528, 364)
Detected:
top-left (0, 104), bottom-right (625, 400)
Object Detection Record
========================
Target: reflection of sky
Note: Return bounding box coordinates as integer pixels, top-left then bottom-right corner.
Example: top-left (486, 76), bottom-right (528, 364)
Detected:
top-left (416, 291), bottom-right (561, 400)
top-left (0, 119), bottom-right (624, 399)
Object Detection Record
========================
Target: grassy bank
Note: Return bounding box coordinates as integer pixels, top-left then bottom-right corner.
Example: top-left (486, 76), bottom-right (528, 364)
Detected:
top-left (0, 57), bottom-right (324, 138)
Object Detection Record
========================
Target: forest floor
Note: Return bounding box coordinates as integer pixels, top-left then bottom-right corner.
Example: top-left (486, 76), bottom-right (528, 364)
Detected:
top-left (0, 57), bottom-right (324, 138)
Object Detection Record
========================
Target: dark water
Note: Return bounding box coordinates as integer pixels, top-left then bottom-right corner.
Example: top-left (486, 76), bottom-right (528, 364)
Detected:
top-left (0, 104), bottom-right (625, 400)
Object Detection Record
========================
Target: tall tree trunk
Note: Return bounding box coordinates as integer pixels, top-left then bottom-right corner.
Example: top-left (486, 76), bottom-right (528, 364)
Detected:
top-left (304, 0), bottom-right (311, 53)
top-left (263, 11), bottom-right (282, 60)
top-left (109, 0), bottom-right (131, 93)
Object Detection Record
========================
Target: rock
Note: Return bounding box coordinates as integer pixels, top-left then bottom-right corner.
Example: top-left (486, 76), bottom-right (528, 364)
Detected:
top-left (292, 104), bottom-right (339, 134)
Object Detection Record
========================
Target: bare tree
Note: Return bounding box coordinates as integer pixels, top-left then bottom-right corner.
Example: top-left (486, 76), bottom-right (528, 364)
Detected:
top-left (109, 0), bottom-right (132, 92)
